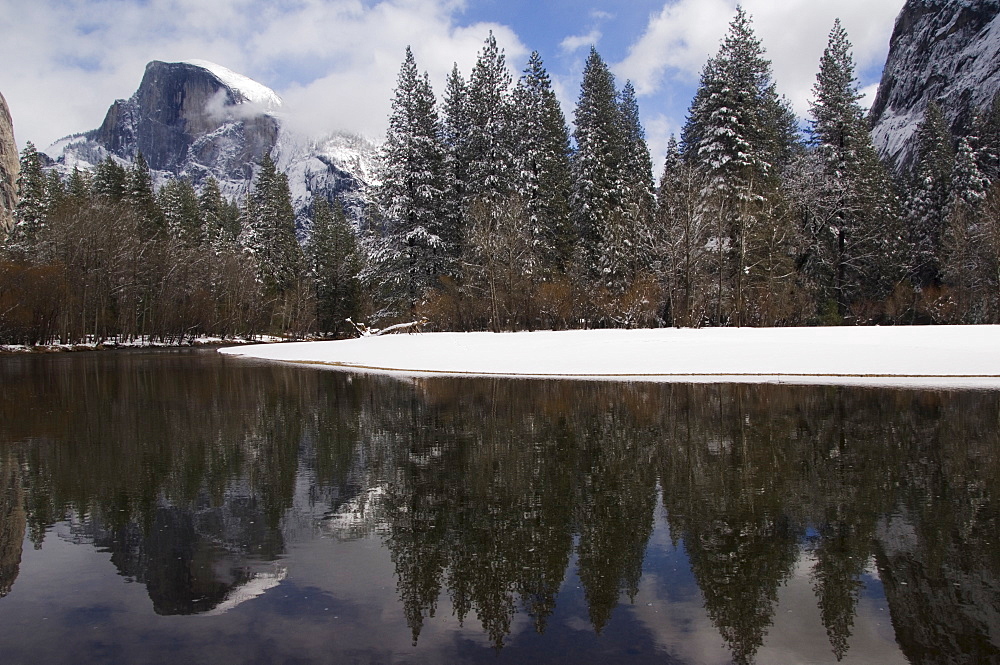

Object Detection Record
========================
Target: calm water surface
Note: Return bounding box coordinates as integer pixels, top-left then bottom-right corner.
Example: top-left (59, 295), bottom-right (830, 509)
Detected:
top-left (0, 349), bottom-right (998, 664)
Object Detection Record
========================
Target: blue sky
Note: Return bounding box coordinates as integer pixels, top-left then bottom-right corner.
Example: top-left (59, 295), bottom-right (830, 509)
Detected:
top-left (0, 0), bottom-right (905, 168)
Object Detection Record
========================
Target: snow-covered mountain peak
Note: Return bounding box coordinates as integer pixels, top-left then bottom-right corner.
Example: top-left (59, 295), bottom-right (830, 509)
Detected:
top-left (40, 59), bottom-right (377, 233)
top-left (181, 59), bottom-right (283, 109)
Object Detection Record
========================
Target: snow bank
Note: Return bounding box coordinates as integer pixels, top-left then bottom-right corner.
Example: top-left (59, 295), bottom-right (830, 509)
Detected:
top-left (218, 326), bottom-right (1000, 388)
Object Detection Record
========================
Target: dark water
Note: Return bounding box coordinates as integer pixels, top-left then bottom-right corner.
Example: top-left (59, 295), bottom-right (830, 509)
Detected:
top-left (0, 350), bottom-right (998, 665)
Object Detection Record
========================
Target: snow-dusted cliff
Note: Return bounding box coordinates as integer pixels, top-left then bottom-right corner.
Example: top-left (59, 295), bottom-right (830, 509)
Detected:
top-left (0, 91), bottom-right (17, 238)
top-left (870, 0), bottom-right (1000, 171)
top-left (44, 60), bottom-right (378, 232)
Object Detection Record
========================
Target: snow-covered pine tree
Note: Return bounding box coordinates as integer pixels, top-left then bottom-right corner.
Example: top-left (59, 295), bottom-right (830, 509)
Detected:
top-left (512, 51), bottom-right (575, 275)
top-left (241, 153), bottom-right (304, 295)
top-left (465, 32), bottom-right (514, 204)
top-left (682, 8), bottom-right (779, 196)
top-left (804, 19), bottom-right (902, 318)
top-left (974, 92), bottom-right (1000, 183)
top-left (377, 47), bottom-right (450, 314)
top-left (307, 196), bottom-right (361, 336)
top-left (948, 137), bottom-right (989, 214)
top-left (442, 63), bottom-right (471, 257)
top-left (614, 80), bottom-right (657, 285)
top-left (572, 47), bottom-right (627, 282)
top-left (199, 176), bottom-right (239, 249)
top-left (91, 157), bottom-right (128, 202)
top-left (127, 152), bottom-right (163, 239)
top-left (9, 141), bottom-right (48, 253)
top-left (657, 136), bottom-right (712, 327)
top-left (66, 167), bottom-right (91, 202)
top-left (908, 101), bottom-right (955, 287)
top-left (44, 171), bottom-right (64, 215)
top-left (158, 178), bottom-right (203, 246)
top-left (940, 137), bottom-right (991, 321)
top-left (680, 6), bottom-right (799, 325)
top-left (618, 81), bottom-right (655, 222)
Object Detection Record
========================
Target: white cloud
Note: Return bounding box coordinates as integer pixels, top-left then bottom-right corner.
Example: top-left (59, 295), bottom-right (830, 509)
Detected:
top-left (0, 0), bottom-right (526, 150)
top-left (615, 0), bottom-right (904, 118)
top-left (560, 30), bottom-right (603, 54)
top-left (859, 82), bottom-right (881, 112)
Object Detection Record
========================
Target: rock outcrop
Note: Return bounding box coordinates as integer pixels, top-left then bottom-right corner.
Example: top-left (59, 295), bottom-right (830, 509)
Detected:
top-left (870, 0), bottom-right (1000, 171)
top-left (46, 60), bottom-right (376, 231)
top-left (0, 91), bottom-right (18, 238)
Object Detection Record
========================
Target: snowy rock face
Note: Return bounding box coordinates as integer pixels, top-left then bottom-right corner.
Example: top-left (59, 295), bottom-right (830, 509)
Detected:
top-left (870, 0), bottom-right (1000, 171)
top-left (45, 60), bottom-right (378, 231)
top-left (64, 60), bottom-right (282, 180)
top-left (0, 91), bottom-right (17, 238)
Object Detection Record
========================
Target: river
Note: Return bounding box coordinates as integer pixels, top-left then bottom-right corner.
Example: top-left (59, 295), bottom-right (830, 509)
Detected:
top-left (0, 349), bottom-right (997, 664)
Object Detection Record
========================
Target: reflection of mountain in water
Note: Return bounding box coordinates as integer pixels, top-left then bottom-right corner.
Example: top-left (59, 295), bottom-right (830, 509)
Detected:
top-left (2, 352), bottom-right (1000, 662)
top-left (0, 452), bottom-right (25, 598)
top-left (74, 493), bottom-right (285, 615)
top-left (875, 504), bottom-right (1000, 662)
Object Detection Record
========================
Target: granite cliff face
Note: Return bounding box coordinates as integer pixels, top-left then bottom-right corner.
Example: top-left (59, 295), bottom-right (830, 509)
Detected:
top-left (870, 0), bottom-right (1000, 171)
top-left (46, 60), bottom-right (376, 230)
top-left (0, 91), bottom-right (18, 238)
top-left (89, 60), bottom-right (281, 180)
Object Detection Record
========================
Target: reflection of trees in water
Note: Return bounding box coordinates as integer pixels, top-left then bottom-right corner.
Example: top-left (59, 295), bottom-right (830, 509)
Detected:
top-left (0, 351), bottom-right (313, 613)
top-left (371, 380), bottom-right (1000, 662)
top-left (3, 352), bottom-right (1000, 661)
top-left (658, 385), bottom-right (804, 664)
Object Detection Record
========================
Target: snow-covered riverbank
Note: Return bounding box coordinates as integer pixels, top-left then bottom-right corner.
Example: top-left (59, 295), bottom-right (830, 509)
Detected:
top-left (219, 326), bottom-right (1000, 388)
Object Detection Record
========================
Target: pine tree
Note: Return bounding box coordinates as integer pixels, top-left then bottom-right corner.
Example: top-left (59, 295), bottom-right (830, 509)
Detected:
top-left (465, 32), bottom-right (514, 203)
top-left (66, 167), bottom-right (92, 202)
top-left (199, 176), bottom-right (228, 248)
top-left (803, 19), bottom-right (902, 317)
top-left (974, 91), bottom-right (1000, 183)
top-left (680, 6), bottom-right (800, 324)
top-left (682, 8), bottom-right (784, 196)
top-left (949, 137), bottom-right (988, 213)
top-left (159, 178), bottom-right (203, 246)
top-left (378, 47), bottom-right (451, 312)
top-left (308, 196), bottom-right (362, 335)
top-left (657, 136), bottom-right (712, 327)
top-left (941, 137), bottom-right (991, 320)
top-left (512, 51), bottom-right (575, 274)
top-left (10, 142), bottom-right (48, 252)
top-left (615, 80), bottom-right (657, 283)
top-left (241, 154), bottom-right (304, 294)
top-left (572, 47), bottom-right (626, 280)
top-left (91, 157), bottom-right (128, 202)
top-left (127, 152), bottom-right (163, 238)
top-left (442, 63), bottom-right (471, 255)
top-left (908, 101), bottom-right (955, 287)
top-left (618, 81), bottom-right (655, 220)
top-left (44, 170), bottom-right (65, 214)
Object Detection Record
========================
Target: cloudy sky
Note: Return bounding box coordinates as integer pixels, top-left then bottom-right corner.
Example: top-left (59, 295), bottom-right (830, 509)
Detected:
top-left (0, 0), bottom-right (904, 168)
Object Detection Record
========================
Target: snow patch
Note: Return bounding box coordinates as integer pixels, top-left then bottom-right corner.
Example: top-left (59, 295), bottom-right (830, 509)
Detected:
top-left (220, 326), bottom-right (1000, 389)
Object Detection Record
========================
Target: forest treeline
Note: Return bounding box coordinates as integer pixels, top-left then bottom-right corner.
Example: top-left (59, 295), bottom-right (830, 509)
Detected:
top-left (4, 10), bottom-right (1000, 344)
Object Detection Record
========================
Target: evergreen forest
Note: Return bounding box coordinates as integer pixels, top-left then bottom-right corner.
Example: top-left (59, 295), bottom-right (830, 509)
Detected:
top-left (4, 11), bottom-right (1000, 345)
